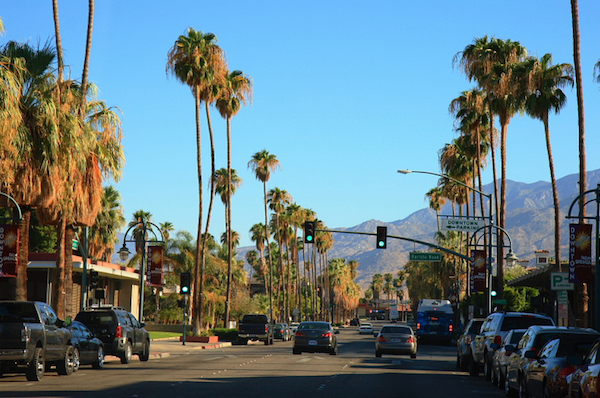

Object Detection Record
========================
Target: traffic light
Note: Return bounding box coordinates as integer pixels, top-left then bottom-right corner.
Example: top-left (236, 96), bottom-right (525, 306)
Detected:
top-left (376, 226), bottom-right (387, 249)
top-left (89, 270), bottom-right (99, 289)
top-left (180, 272), bottom-right (191, 294)
top-left (304, 221), bottom-right (315, 243)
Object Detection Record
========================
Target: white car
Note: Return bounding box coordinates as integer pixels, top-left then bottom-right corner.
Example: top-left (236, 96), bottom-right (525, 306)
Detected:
top-left (289, 322), bottom-right (300, 335)
top-left (359, 323), bottom-right (374, 335)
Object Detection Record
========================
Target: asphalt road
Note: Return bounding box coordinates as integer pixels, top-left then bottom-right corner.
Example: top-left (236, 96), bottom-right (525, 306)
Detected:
top-left (0, 322), bottom-right (506, 398)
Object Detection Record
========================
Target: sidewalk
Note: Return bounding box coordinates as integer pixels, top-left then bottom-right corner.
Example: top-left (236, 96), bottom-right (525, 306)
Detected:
top-left (104, 337), bottom-right (233, 362)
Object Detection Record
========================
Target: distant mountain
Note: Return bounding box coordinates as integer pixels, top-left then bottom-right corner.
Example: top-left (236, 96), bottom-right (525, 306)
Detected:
top-left (237, 169), bottom-right (600, 290)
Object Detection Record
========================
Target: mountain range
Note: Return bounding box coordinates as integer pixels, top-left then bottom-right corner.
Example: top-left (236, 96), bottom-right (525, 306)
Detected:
top-left (238, 168), bottom-right (600, 290)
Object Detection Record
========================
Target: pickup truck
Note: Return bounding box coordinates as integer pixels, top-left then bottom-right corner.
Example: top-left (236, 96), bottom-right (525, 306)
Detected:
top-left (237, 314), bottom-right (274, 345)
top-left (0, 301), bottom-right (74, 381)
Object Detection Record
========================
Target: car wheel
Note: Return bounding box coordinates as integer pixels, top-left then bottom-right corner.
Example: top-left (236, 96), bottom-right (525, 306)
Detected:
top-left (330, 346), bottom-right (337, 355)
top-left (518, 376), bottom-right (528, 398)
top-left (456, 353), bottom-right (461, 369)
top-left (293, 348), bottom-right (302, 355)
top-left (92, 346), bottom-right (104, 369)
top-left (498, 369), bottom-right (506, 390)
top-left (460, 354), bottom-right (469, 372)
top-left (491, 364), bottom-right (498, 385)
top-left (57, 345), bottom-right (75, 375)
top-left (542, 380), bottom-right (550, 398)
top-left (484, 355), bottom-right (492, 381)
top-left (26, 347), bottom-right (44, 381)
top-left (139, 339), bottom-right (150, 361)
top-left (264, 338), bottom-right (270, 346)
top-left (410, 352), bottom-right (417, 359)
top-left (120, 341), bottom-right (132, 364)
top-left (375, 350), bottom-right (382, 358)
top-left (469, 356), bottom-right (480, 377)
top-left (505, 375), bottom-right (516, 397)
top-left (73, 347), bottom-right (80, 372)
top-left (237, 338), bottom-right (248, 345)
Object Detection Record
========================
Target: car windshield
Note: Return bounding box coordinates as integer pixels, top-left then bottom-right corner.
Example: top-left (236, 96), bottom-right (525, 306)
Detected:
top-left (299, 322), bottom-right (330, 330)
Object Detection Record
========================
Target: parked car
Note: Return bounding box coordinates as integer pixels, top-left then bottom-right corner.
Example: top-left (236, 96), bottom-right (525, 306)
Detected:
top-left (237, 314), bottom-right (274, 345)
top-left (490, 329), bottom-right (527, 388)
top-left (456, 318), bottom-right (485, 371)
top-left (375, 325), bottom-right (417, 358)
top-left (524, 334), bottom-right (597, 398)
top-left (565, 337), bottom-right (600, 398)
top-left (0, 301), bottom-right (74, 381)
top-left (273, 323), bottom-right (291, 341)
top-left (470, 311), bottom-right (554, 379)
top-left (289, 322), bottom-right (300, 335)
top-left (67, 320), bottom-right (105, 371)
top-left (293, 321), bottom-right (337, 355)
top-left (75, 306), bottom-right (150, 364)
top-left (359, 323), bottom-right (374, 335)
top-left (504, 326), bottom-right (599, 397)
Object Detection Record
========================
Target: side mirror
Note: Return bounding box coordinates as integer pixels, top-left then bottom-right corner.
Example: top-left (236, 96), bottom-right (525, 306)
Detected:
top-left (504, 344), bottom-right (515, 353)
top-left (490, 343), bottom-right (499, 350)
top-left (524, 350), bottom-right (538, 360)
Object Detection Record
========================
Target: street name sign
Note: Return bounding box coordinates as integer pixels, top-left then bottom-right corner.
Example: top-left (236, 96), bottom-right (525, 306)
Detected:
top-left (409, 252), bottom-right (442, 262)
top-left (441, 218), bottom-right (485, 232)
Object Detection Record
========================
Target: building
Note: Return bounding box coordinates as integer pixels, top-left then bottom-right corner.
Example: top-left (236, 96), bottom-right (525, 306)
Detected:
top-left (2, 253), bottom-right (142, 320)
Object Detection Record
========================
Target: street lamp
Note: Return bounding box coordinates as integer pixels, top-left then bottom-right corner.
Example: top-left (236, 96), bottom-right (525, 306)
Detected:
top-left (118, 220), bottom-right (164, 322)
top-left (398, 169), bottom-right (498, 315)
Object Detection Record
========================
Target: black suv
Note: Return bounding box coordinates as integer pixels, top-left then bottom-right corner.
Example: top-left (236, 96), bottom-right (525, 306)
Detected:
top-left (75, 307), bottom-right (150, 364)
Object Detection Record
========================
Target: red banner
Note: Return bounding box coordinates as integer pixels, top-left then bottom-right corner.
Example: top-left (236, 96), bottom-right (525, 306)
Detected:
top-left (470, 249), bottom-right (487, 293)
top-left (569, 223), bottom-right (593, 283)
top-left (0, 225), bottom-right (20, 278)
top-left (146, 246), bottom-right (163, 287)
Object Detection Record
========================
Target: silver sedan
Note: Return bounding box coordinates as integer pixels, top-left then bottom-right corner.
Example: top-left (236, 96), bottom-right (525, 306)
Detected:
top-left (375, 325), bottom-right (417, 358)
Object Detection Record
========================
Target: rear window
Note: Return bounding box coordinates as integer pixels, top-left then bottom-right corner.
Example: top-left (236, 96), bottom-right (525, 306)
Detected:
top-left (381, 326), bottom-right (411, 334)
top-left (0, 303), bottom-right (38, 323)
top-left (500, 316), bottom-right (553, 331)
top-left (76, 311), bottom-right (116, 326)
top-left (468, 320), bottom-right (484, 333)
top-left (299, 322), bottom-right (330, 330)
top-left (557, 335), bottom-right (599, 356)
top-left (508, 331), bottom-right (526, 344)
top-left (241, 315), bottom-right (268, 324)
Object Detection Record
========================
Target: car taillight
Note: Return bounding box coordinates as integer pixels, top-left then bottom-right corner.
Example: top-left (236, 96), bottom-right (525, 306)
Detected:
top-left (265, 325), bottom-right (269, 333)
top-left (296, 331), bottom-right (305, 337)
top-left (465, 335), bottom-right (472, 344)
top-left (115, 325), bottom-right (122, 338)
top-left (449, 325), bottom-right (453, 332)
top-left (559, 365), bottom-right (577, 378)
top-left (322, 332), bottom-right (332, 338)
top-left (407, 335), bottom-right (415, 343)
top-left (378, 336), bottom-right (386, 342)
top-left (494, 335), bottom-right (502, 346)
top-left (417, 323), bottom-right (421, 330)
top-left (21, 326), bottom-right (30, 343)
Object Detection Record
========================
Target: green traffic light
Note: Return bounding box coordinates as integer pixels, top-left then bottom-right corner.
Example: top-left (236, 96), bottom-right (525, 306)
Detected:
top-left (306, 236), bottom-right (313, 242)
top-left (491, 290), bottom-right (497, 296)
top-left (181, 286), bottom-right (189, 293)
top-left (378, 241), bottom-right (384, 247)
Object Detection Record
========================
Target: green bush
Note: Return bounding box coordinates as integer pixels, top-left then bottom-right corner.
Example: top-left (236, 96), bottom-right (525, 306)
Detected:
top-left (210, 328), bottom-right (238, 342)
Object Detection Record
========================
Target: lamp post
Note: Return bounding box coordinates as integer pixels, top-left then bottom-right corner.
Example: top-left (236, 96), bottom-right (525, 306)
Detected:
top-left (118, 220), bottom-right (164, 322)
top-left (398, 169), bottom-right (498, 315)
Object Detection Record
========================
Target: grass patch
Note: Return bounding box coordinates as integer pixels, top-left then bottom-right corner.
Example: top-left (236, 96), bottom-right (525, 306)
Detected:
top-left (149, 331), bottom-right (182, 340)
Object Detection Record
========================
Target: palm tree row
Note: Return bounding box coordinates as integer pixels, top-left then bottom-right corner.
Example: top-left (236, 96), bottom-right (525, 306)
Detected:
top-left (0, 4), bottom-right (124, 318)
top-left (167, 28), bottom-right (252, 333)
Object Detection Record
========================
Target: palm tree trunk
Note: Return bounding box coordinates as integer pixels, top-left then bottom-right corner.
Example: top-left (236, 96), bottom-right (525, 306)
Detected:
top-left (193, 91), bottom-right (204, 334)
top-left (224, 116), bottom-right (233, 327)
top-left (571, 0), bottom-right (589, 327)
top-left (80, 0), bottom-right (94, 111)
top-left (263, 182), bottom-right (274, 321)
top-left (53, 216), bottom-right (67, 318)
top-left (16, 209), bottom-right (31, 301)
top-left (543, 117), bottom-right (561, 271)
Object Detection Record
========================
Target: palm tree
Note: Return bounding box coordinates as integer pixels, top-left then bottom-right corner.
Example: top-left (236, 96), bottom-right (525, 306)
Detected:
top-left (521, 54), bottom-right (574, 271)
top-left (215, 69), bottom-right (252, 326)
top-left (248, 150), bottom-right (281, 320)
top-left (167, 28), bottom-right (226, 334)
top-left (88, 186), bottom-right (126, 261)
top-left (249, 223), bottom-right (268, 290)
top-left (80, 0), bottom-right (94, 114)
top-left (455, 36), bottom-right (527, 299)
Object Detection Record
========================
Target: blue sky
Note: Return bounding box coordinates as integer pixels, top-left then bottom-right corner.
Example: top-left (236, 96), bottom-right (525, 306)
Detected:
top-left (3, 1), bottom-right (600, 248)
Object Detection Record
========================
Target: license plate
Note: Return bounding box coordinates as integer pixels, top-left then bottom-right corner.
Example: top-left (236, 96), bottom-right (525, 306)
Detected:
top-left (391, 338), bottom-right (401, 343)
top-left (249, 334), bottom-right (256, 337)
top-left (309, 340), bottom-right (318, 346)
top-left (430, 331), bottom-right (437, 334)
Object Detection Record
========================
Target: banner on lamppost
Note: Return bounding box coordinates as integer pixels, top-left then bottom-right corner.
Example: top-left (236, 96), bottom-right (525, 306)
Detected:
top-left (569, 223), bottom-right (593, 283)
top-left (147, 245), bottom-right (163, 287)
top-left (470, 249), bottom-right (486, 293)
top-left (0, 225), bottom-right (20, 278)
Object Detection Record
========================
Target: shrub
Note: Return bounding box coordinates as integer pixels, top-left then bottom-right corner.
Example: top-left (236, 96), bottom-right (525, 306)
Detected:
top-left (210, 328), bottom-right (238, 342)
